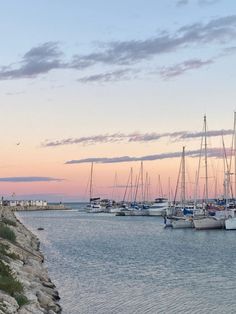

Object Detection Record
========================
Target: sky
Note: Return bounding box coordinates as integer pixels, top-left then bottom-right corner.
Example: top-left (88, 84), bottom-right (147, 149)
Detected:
top-left (0, 0), bottom-right (236, 202)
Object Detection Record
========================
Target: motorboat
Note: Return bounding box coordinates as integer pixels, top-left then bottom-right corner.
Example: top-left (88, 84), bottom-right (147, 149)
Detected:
top-left (148, 197), bottom-right (169, 216)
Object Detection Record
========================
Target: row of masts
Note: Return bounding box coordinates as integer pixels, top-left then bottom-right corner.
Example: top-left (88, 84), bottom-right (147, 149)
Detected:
top-left (180, 113), bottom-right (236, 207)
top-left (89, 113), bottom-right (236, 204)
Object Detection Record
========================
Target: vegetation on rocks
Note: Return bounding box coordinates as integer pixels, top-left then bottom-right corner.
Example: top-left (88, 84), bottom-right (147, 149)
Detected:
top-left (0, 208), bottom-right (61, 313)
top-left (0, 243), bottom-right (19, 260)
top-left (0, 223), bottom-right (16, 242)
top-left (0, 260), bottom-right (23, 295)
top-left (14, 293), bottom-right (29, 307)
top-left (1, 218), bottom-right (17, 227)
top-left (0, 260), bottom-right (28, 307)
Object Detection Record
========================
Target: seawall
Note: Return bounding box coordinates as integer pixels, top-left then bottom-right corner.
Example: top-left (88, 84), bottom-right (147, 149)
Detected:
top-left (0, 206), bottom-right (62, 313)
top-left (10, 204), bottom-right (70, 211)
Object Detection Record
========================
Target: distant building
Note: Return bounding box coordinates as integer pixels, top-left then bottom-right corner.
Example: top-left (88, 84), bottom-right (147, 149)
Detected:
top-left (3, 200), bottom-right (48, 207)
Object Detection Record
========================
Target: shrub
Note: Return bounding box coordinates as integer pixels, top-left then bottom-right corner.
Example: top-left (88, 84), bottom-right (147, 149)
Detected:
top-left (1, 218), bottom-right (17, 227)
top-left (0, 243), bottom-right (20, 260)
top-left (0, 260), bottom-right (23, 296)
top-left (0, 224), bottom-right (16, 242)
top-left (14, 294), bottom-right (29, 307)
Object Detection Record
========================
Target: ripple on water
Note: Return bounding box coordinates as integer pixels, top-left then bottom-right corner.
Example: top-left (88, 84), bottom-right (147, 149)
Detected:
top-left (17, 209), bottom-right (236, 314)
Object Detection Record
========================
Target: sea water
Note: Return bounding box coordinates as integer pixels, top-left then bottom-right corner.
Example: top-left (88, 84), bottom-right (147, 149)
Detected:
top-left (17, 204), bottom-right (236, 314)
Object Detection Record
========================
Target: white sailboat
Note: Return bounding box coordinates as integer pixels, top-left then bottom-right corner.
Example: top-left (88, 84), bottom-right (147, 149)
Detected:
top-left (225, 112), bottom-right (236, 229)
top-left (171, 146), bottom-right (194, 229)
top-left (172, 217), bottom-right (194, 229)
top-left (193, 115), bottom-right (227, 230)
top-left (86, 162), bottom-right (103, 213)
top-left (225, 214), bottom-right (236, 229)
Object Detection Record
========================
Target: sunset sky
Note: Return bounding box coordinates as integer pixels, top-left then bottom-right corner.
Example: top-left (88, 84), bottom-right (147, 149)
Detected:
top-left (0, 0), bottom-right (236, 201)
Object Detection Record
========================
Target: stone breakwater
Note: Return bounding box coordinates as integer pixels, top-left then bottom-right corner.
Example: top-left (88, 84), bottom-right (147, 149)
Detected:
top-left (0, 207), bottom-right (62, 313)
top-left (11, 205), bottom-right (69, 211)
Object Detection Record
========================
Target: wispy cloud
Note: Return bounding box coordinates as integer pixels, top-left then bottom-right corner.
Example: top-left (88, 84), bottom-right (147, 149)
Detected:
top-left (176, 0), bottom-right (190, 6)
top-left (77, 69), bottom-right (133, 83)
top-left (0, 15), bottom-right (236, 81)
top-left (176, 0), bottom-right (220, 6)
top-left (73, 15), bottom-right (236, 68)
top-left (42, 129), bottom-right (233, 147)
top-left (0, 176), bottom-right (63, 182)
top-left (65, 147), bottom-right (228, 164)
top-left (198, 0), bottom-right (220, 5)
top-left (160, 58), bottom-right (213, 79)
top-left (0, 42), bottom-right (66, 80)
top-left (43, 133), bottom-right (130, 147)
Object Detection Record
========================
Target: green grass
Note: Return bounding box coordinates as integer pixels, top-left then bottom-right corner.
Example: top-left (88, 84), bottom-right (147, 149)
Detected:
top-left (0, 260), bottom-right (23, 296)
top-left (1, 218), bottom-right (17, 227)
top-left (0, 223), bottom-right (16, 242)
top-left (0, 243), bottom-right (20, 260)
top-left (0, 260), bottom-right (28, 307)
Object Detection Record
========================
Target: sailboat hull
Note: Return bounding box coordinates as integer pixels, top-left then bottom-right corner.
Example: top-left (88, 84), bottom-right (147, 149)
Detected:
top-left (225, 217), bottom-right (236, 230)
top-left (172, 219), bottom-right (193, 229)
top-left (148, 209), bottom-right (166, 216)
top-left (193, 217), bottom-right (225, 230)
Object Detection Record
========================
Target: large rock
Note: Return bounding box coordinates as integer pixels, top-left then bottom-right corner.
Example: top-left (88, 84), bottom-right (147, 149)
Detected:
top-left (0, 292), bottom-right (19, 314)
top-left (36, 291), bottom-right (61, 313)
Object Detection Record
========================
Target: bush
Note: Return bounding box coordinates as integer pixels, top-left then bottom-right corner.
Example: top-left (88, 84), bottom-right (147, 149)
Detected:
top-left (0, 224), bottom-right (16, 242)
top-left (1, 218), bottom-right (17, 227)
top-left (0, 243), bottom-right (19, 260)
top-left (0, 260), bottom-right (23, 296)
top-left (14, 294), bottom-right (29, 307)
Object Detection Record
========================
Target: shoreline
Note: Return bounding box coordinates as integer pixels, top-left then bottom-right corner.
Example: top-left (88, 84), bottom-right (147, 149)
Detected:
top-left (0, 206), bottom-right (62, 314)
top-left (11, 204), bottom-right (70, 211)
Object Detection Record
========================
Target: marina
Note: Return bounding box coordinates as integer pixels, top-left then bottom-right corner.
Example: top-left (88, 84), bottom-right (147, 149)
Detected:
top-left (1, 1), bottom-right (236, 313)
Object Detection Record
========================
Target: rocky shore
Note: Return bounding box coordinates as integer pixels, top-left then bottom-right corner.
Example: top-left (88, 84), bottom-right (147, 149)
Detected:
top-left (0, 207), bottom-right (62, 314)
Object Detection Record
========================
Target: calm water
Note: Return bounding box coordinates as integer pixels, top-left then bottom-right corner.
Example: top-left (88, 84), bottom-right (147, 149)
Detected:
top-left (17, 204), bottom-right (236, 314)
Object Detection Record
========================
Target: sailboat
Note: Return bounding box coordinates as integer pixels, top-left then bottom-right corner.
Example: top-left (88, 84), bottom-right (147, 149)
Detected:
top-left (123, 162), bottom-right (149, 216)
top-left (225, 112), bottom-right (236, 229)
top-left (86, 162), bottom-right (103, 213)
top-left (171, 146), bottom-right (194, 229)
top-left (193, 116), bottom-right (225, 229)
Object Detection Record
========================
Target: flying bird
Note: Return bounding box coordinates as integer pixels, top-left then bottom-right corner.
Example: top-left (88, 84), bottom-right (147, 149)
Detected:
top-left (16, 142), bottom-right (20, 146)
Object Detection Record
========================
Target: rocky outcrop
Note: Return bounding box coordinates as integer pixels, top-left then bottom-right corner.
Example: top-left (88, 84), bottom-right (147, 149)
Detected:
top-left (0, 207), bottom-right (62, 313)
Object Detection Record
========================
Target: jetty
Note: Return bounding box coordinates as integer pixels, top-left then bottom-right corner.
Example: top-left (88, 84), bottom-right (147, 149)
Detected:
top-left (0, 206), bottom-right (62, 313)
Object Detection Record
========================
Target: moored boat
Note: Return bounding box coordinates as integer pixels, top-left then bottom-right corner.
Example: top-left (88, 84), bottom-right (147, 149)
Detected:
top-left (148, 197), bottom-right (168, 216)
top-left (225, 217), bottom-right (236, 230)
top-left (172, 217), bottom-right (194, 229)
top-left (193, 216), bottom-right (225, 230)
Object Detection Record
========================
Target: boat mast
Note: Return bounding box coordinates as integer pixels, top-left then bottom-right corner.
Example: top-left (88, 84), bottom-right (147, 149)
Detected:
top-left (168, 177), bottom-right (171, 202)
top-left (234, 111), bottom-right (236, 200)
top-left (204, 115), bottom-right (209, 202)
top-left (130, 167), bottom-right (133, 202)
top-left (141, 161), bottom-right (144, 203)
top-left (123, 170), bottom-right (131, 203)
top-left (148, 175), bottom-right (150, 203)
top-left (222, 133), bottom-right (233, 205)
top-left (158, 175), bottom-right (163, 197)
top-left (181, 146), bottom-right (186, 207)
top-left (89, 162), bottom-right (94, 203)
top-left (144, 172), bottom-right (148, 203)
top-left (134, 175), bottom-right (139, 203)
top-left (111, 172), bottom-right (118, 201)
